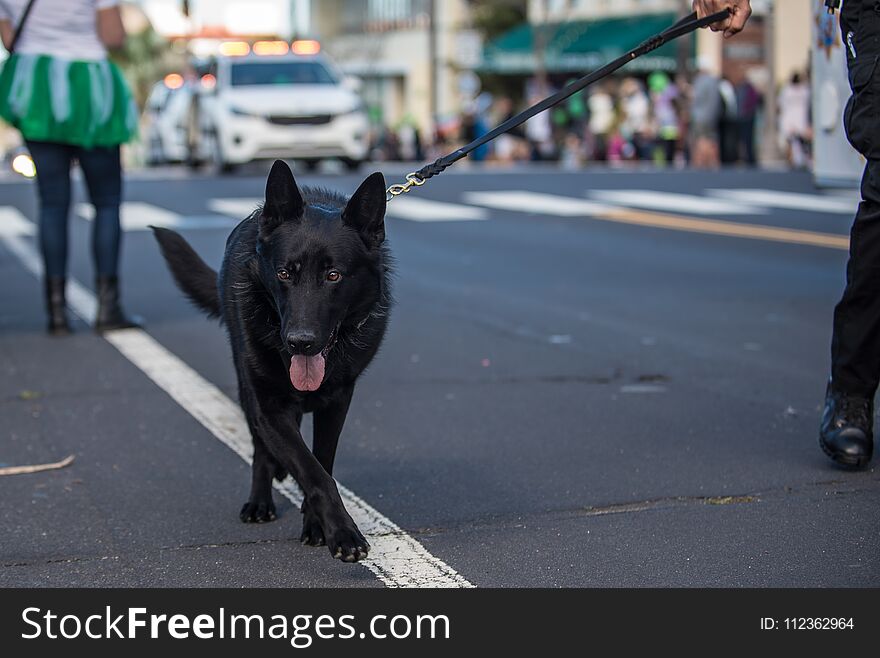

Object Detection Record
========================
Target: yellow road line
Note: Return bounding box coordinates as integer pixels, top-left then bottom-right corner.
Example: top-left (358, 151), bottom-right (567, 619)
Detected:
top-left (598, 207), bottom-right (850, 251)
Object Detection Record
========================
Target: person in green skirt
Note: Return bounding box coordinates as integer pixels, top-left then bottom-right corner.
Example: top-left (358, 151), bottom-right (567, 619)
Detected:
top-left (0, 0), bottom-right (139, 334)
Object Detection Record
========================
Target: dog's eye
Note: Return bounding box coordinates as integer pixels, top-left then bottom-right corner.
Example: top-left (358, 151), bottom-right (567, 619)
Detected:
top-left (277, 269), bottom-right (290, 281)
top-left (327, 270), bottom-right (341, 283)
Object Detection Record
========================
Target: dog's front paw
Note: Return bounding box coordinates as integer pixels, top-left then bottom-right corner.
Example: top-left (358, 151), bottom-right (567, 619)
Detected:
top-left (240, 499), bottom-right (277, 523)
top-left (326, 523), bottom-right (370, 563)
top-left (300, 506), bottom-right (326, 546)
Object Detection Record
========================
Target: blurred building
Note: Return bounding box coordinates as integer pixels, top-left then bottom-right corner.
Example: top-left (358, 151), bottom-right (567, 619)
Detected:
top-left (138, 0), bottom-right (478, 135)
top-left (533, 0), bottom-right (682, 19)
top-left (483, 0), bottom-right (689, 77)
top-left (494, 0), bottom-right (809, 88)
top-left (771, 0), bottom-right (811, 85)
top-left (140, 0), bottom-right (294, 39)
top-left (309, 0), bottom-right (477, 136)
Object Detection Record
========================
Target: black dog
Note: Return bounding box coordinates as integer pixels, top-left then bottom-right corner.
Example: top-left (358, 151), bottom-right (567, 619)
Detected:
top-left (152, 160), bottom-right (391, 562)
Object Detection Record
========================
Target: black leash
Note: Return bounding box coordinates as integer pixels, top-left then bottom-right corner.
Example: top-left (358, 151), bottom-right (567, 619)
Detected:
top-left (386, 9), bottom-right (731, 201)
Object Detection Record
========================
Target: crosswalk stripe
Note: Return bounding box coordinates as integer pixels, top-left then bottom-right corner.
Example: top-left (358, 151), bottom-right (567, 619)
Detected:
top-left (77, 202), bottom-right (235, 231)
top-left (24, 185), bottom-right (852, 250)
top-left (384, 197), bottom-right (488, 222)
top-left (211, 196), bottom-right (487, 222)
top-left (707, 189), bottom-right (858, 214)
top-left (77, 202), bottom-right (177, 231)
top-left (588, 190), bottom-right (766, 215)
top-left (209, 198), bottom-right (262, 219)
top-left (80, 202), bottom-right (179, 230)
top-left (0, 206), bottom-right (36, 237)
top-left (158, 216), bottom-right (238, 230)
top-left (464, 191), bottom-right (612, 216)
top-left (465, 190), bottom-right (848, 250)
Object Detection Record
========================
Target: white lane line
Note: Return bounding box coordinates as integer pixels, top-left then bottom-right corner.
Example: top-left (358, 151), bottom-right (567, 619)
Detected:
top-left (0, 231), bottom-right (473, 589)
top-left (706, 189), bottom-right (858, 214)
top-left (588, 190), bottom-right (767, 215)
top-left (77, 202), bottom-right (236, 231)
top-left (209, 198), bottom-right (262, 220)
top-left (465, 191), bottom-right (612, 216)
top-left (0, 206), bottom-right (36, 237)
top-left (385, 197), bottom-right (488, 222)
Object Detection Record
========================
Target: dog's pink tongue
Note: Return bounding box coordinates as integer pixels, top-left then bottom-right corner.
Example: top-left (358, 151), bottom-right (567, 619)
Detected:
top-left (289, 354), bottom-right (326, 392)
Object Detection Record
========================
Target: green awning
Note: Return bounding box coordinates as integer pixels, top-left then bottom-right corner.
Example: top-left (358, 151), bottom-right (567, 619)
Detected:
top-left (481, 13), bottom-right (691, 74)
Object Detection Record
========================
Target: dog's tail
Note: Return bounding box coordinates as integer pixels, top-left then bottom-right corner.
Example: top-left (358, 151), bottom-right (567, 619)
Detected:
top-left (151, 226), bottom-right (222, 319)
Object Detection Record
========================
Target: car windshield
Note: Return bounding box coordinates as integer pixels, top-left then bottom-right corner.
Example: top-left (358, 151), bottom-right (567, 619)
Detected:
top-left (230, 61), bottom-right (338, 86)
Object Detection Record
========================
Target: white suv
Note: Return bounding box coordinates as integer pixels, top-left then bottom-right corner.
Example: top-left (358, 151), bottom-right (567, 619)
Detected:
top-left (198, 46), bottom-right (369, 171)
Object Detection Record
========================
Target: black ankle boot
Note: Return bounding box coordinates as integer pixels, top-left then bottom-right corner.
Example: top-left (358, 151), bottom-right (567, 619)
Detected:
top-left (820, 382), bottom-right (874, 468)
top-left (45, 277), bottom-right (72, 336)
top-left (94, 275), bottom-right (140, 332)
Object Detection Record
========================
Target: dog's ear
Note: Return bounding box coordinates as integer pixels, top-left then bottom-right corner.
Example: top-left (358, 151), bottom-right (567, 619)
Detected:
top-left (342, 172), bottom-right (386, 248)
top-left (261, 160), bottom-right (304, 236)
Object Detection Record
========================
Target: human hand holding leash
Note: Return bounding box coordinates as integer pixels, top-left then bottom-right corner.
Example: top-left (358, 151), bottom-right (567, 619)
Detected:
top-left (693, 0), bottom-right (751, 38)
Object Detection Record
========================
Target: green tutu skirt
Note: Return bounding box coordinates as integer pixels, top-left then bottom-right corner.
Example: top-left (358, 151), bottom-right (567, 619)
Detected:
top-left (0, 54), bottom-right (138, 148)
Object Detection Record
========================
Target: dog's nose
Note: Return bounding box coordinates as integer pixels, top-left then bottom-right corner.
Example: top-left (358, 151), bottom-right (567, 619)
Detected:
top-left (286, 330), bottom-right (317, 354)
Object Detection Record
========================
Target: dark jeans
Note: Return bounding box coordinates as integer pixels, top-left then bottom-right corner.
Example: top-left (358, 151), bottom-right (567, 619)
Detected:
top-left (719, 118), bottom-right (739, 164)
top-left (26, 140), bottom-right (123, 279)
top-left (831, 0), bottom-right (880, 396)
top-left (737, 116), bottom-right (756, 165)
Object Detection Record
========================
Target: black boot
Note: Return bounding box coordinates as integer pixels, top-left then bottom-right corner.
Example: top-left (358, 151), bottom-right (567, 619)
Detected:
top-left (94, 275), bottom-right (140, 332)
top-left (820, 382), bottom-right (874, 468)
top-left (44, 277), bottom-right (72, 336)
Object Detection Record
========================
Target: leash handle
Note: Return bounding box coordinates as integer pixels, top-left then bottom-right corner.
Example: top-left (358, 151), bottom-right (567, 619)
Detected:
top-left (386, 8), bottom-right (731, 201)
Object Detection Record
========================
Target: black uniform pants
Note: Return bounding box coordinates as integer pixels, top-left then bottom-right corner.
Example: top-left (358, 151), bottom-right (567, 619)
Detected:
top-left (831, 0), bottom-right (880, 397)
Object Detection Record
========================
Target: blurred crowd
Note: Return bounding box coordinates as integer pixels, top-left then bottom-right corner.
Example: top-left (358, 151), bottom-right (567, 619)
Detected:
top-left (369, 66), bottom-right (813, 171)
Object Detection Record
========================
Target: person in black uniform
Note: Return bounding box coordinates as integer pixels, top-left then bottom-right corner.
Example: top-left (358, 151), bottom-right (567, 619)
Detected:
top-left (694, 0), bottom-right (874, 468)
top-left (820, 0), bottom-right (880, 468)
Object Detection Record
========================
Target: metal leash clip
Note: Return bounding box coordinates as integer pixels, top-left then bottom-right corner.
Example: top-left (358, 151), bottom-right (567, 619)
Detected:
top-left (386, 172), bottom-right (426, 202)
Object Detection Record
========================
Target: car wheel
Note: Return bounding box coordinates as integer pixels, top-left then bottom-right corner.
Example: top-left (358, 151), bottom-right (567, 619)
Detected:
top-left (302, 159), bottom-right (320, 172)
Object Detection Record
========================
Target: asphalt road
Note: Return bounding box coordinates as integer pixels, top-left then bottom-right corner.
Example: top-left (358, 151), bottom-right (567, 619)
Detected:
top-left (1, 164), bottom-right (878, 587)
